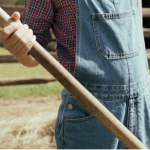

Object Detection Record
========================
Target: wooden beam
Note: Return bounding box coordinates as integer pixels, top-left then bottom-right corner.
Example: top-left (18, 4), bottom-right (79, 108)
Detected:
top-left (0, 52), bottom-right (58, 63)
top-left (0, 55), bottom-right (18, 63)
top-left (144, 28), bottom-right (150, 38)
top-left (1, 5), bottom-right (24, 16)
top-left (147, 49), bottom-right (150, 57)
top-left (143, 8), bottom-right (150, 18)
top-left (147, 49), bottom-right (150, 67)
top-left (0, 76), bottom-right (56, 86)
top-left (0, 41), bottom-right (57, 52)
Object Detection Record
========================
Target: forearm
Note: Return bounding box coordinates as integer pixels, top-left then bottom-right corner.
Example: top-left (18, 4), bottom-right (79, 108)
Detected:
top-left (16, 55), bottom-right (39, 67)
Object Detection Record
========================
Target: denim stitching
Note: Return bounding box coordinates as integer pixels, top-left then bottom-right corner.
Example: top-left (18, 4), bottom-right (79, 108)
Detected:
top-left (98, 82), bottom-right (150, 101)
top-left (133, 8), bottom-right (141, 53)
top-left (81, 71), bottom-right (150, 100)
top-left (64, 115), bottom-right (94, 123)
top-left (83, 70), bottom-right (149, 88)
top-left (61, 90), bottom-right (70, 149)
top-left (73, 0), bottom-right (80, 78)
top-left (92, 10), bottom-right (135, 20)
top-left (126, 59), bottom-right (132, 99)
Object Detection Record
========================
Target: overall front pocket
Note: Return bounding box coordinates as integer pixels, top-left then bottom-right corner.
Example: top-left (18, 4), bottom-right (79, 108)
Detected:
top-left (92, 10), bottom-right (140, 59)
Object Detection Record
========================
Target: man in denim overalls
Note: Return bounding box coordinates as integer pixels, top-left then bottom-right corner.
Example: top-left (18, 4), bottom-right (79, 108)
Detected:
top-left (0, 0), bottom-right (149, 149)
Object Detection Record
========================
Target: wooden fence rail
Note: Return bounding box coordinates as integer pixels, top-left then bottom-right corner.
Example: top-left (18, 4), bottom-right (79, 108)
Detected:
top-left (144, 28), bottom-right (150, 38)
top-left (143, 8), bottom-right (150, 18)
top-left (0, 52), bottom-right (57, 63)
top-left (0, 52), bottom-right (58, 86)
top-left (1, 5), bottom-right (24, 16)
top-left (1, 50), bottom-right (150, 63)
top-left (0, 76), bottom-right (56, 86)
top-left (0, 55), bottom-right (17, 63)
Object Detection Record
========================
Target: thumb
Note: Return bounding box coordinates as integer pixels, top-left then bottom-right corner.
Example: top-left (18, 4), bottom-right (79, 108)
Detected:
top-left (11, 12), bottom-right (20, 22)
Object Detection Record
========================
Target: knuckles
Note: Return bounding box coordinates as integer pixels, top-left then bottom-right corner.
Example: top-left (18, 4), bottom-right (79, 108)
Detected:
top-left (0, 23), bottom-right (19, 42)
top-left (0, 23), bottom-right (35, 59)
top-left (24, 41), bottom-right (33, 51)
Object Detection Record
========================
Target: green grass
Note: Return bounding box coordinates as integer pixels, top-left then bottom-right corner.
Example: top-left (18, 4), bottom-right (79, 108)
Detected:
top-left (0, 63), bottom-right (50, 78)
top-left (0, 47), bottom-right (63, 99)
top-left (0, 47), bottom-right (10, 55)
top-left (0, 82), bottom-right (63, 99)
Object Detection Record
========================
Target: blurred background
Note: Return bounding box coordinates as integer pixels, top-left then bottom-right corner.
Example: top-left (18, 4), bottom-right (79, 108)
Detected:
top-left (0, 0), bottom-right (150, 149)
top-left (0, 0), bottom-right (24, 5)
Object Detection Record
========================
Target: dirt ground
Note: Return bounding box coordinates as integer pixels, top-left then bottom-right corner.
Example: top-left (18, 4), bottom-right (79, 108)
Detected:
top-left (0, 96), bottom-right (61, 149)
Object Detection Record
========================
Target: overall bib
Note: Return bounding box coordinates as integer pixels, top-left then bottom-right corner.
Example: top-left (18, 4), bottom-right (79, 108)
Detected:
top-left (55, 0), bottom-right (150, 148)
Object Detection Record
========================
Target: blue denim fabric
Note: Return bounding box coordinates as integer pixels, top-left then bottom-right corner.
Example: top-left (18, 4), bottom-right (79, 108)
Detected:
top-left (55, 0), bottom-right (150, 149)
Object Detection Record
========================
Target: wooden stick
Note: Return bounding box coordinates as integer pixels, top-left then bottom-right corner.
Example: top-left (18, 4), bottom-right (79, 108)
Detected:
top-left (0, 7), bottom-right (147, 149)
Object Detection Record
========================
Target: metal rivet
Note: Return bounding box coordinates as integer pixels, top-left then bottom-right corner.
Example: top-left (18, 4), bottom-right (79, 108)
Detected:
top-left (68, 104), bottom-right (73, 110)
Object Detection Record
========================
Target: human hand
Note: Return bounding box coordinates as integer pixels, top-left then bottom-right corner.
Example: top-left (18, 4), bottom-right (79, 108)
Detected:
top-left (0, 12), bottom-right (36, 60)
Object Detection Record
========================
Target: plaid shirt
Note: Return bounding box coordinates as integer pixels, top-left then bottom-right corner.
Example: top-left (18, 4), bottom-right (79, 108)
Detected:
top-left (23, 0), bottom-right (142, 75)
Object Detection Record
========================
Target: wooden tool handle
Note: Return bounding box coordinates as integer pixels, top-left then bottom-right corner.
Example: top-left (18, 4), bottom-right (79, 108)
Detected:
top-left (0, 7), bottom-right (147, 149)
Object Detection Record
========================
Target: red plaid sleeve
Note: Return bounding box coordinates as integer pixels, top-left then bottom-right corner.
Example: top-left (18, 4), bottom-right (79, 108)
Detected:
top-left (23, 0), bottom-right (53, 48)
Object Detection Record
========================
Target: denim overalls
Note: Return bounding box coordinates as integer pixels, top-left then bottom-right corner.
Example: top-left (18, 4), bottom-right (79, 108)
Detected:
top-left (55, 0), bottom-right (150, 149)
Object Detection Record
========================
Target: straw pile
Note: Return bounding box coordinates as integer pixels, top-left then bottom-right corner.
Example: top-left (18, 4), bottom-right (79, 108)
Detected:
top-left (0, 97), bottom-right (60, 149)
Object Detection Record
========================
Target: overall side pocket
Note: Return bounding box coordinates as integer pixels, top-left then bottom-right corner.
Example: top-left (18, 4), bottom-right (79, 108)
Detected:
top-left (63, 95), bottom-right (127, 149)
top-left (92, 9), bottom-right (140, 59)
